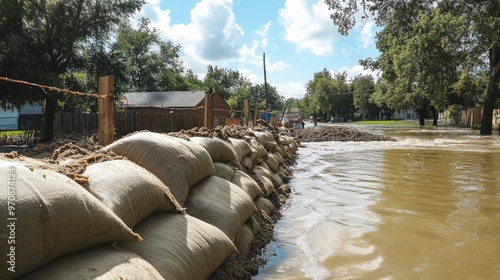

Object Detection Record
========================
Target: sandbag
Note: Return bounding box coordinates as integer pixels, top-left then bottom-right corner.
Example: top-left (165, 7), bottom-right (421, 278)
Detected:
top-left (228, 138), bottom-right (252, 163)
top-left (118, 213), bottom-right (236, 280)
top-left (254, 197), bottom-right (276, 215)
top-left (103, 132), bottom-right (215, 205)
top-left (252, 173), bottom-right (275, 197)
top-left (19, 245), bottom-right (164, 280)
top-left (189, 137), bottom-right (239, 165)
top-left (184, 175), bottom-right (256, 241)
top-left (251, 130), bottom-right (272, 147)
top-left (265, 154), bottom-right (279, 172)
top-left (272, 151), bottom-right (285, 165)
top-left (0, 161), bottom-right (141, 279)
top-left (231, 170), bottom-right (264, 199)
top-left (241, 156), bottom-right (254, 173)
top-left (253, 165), bottom-right (283, 188)
top-left (84, 160), bottom-right (183, 228)
top-left (249, 138), bottom-right (268, 159)
top-left (265, 140), bottom-right (277, 152)
top-left (234, 224), bottom-right (253, 259)
top-left (213, 162), bottom-right (236, 181)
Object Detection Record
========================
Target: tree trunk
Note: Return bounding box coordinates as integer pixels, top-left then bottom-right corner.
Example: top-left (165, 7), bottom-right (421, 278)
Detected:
top-left (431, 107), bottom-right (438, 126)
top-left (43, 95), bottom-right (57, 141)
top-left (417, 108), bottom-right (425, 126)
top-left (480, 45), bottom-right (500, 135)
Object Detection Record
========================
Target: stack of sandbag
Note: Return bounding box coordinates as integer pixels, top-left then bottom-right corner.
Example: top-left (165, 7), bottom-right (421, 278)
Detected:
top-left (117, 214), bottom-right (236, 280)
top-left (0, 160), bottom-right (141, 279)
top-left (103, 132), bottom-right (215, 206)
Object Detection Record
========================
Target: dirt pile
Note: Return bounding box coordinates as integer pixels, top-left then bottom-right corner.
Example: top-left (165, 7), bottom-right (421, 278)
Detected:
top-left (293, 125), bottom-right (395, 142)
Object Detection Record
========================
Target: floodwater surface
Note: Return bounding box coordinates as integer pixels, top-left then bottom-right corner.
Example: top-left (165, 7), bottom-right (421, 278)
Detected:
top-left (255, 125), bottom-right (500, 280)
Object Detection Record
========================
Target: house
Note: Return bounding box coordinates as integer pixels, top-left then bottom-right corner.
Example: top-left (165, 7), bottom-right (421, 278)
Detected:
top-left (124, 91), bottom-right (231, 117)
top-left (0, 102), bottom-right (43, 130)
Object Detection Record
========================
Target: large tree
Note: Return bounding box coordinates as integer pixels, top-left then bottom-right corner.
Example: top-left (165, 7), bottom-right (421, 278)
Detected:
top-left (351, 74), bottom-right (379, 119)
top-left (0, 0), bottom-right (144, 140)
top-left (325, 0), bottom-right (500, 134)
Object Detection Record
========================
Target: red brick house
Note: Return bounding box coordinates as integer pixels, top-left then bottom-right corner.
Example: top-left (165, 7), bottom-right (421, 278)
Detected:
top-left (123, 91), bottom-right (231, 117)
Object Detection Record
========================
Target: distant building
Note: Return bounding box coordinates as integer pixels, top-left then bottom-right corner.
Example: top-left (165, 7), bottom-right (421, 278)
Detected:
top-left (0, 102), bottom-right (43, 130)
top-left (124, 91), bottom-right (232, 117)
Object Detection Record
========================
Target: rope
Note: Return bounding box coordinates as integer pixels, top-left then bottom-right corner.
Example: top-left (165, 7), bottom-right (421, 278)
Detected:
top-left (0, 76), bottom-right (109, 99)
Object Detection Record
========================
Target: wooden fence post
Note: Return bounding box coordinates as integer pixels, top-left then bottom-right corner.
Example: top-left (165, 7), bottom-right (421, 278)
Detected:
top-left (204, 92), bottom-right (214, 129)
top-left (243, 99), bottom-right (249, 126)
top-left (98, 75), bottom-right (114, 146)
top-left (253, 103), bottom-right (259, 126)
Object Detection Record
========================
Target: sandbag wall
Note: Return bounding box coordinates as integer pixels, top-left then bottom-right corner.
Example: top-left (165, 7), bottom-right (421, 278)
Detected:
top-left (0, 125), bottom-right (298, 280)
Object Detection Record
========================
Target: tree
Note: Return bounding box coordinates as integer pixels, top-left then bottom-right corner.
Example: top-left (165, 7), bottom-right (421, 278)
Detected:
top-left (204, 65), bottom-right (248, 99)
top-left (0, 0), bottom-right (145, 140)
top-left (351, 74), bottom-right (379, 119)
top-left (324, 0), bottom-right (500, 134)
top-left (112, 18), bottom-right (186, 92)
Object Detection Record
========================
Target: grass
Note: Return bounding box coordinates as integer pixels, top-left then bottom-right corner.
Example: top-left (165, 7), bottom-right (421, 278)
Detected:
top-left (0, 130), bottom-right (25, 136)
top-left (354, 120), bottom-right (420, 126)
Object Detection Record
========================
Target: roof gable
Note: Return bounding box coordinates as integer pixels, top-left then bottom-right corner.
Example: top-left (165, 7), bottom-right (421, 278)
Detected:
top-left (124, 91), bottom-right (206, 108)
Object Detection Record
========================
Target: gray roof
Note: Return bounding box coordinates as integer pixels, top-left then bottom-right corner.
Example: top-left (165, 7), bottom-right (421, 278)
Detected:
top-left (124, 91), bottom-right (206, 108)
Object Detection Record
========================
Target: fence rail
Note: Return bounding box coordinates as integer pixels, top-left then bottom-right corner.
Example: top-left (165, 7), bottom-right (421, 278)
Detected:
top-left (53, 111), bottom-right (222, 136)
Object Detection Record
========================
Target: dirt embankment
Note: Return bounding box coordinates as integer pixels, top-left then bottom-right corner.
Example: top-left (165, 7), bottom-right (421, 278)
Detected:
top-left (292, 125), bottom-right (395, 142)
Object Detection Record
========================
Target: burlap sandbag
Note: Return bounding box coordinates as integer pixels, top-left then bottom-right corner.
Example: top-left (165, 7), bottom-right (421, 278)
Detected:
top-left (253, 165), bottom-right (283, 188)
top-left (272, 151), bottom-right (285, 165)
top-left (184, 175), bottom-right (256, 241)
top-left (103, 132), bottom-right (215, 206)
top-left (19, 245), bottom-right (164, 280)
top-left (249, 138), bottom-right (268, 159)
top-left (251, 130), bottom-right (273, 147)
top-left (0, 161), bottom-right (141, 279)
top-left (265, 153), bottom-right (279, 172)
top-left (234, 224), bottom-right (253, 259)
top-left (241, 155), bottom-right (254, 173)
top-left (118, 213), bottom-right (236, 280)
top-left (253, 173), bottom-right (275, 196)
top-left (265, 140), bottom-right (277, 152)
top-left (213, 162), bottom-right (236, 181)
top-left (189, 137), bottom-right (239, 166)
top-left (231, 170), bottom-right (264, 199)
top-left (254, 196), bottom-right (276, 215)
top-left (228, 138), bottom-right (252, 163)
top-left (84, 160), bottom-right (184, 228)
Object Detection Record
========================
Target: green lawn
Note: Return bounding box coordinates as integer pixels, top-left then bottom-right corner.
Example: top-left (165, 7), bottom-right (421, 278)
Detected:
top-left (0, 130), bottom-right (24, 136)
top-left (354, 120), bottom-right (420, 126)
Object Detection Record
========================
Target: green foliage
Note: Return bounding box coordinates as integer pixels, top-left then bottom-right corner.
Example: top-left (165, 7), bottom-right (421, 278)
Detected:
top-left (324, 0), bottom-right (500, 134)
top-left (304, 69), bottom-right (354, 120)
top-left (351, 74), bottom-right (379, 119)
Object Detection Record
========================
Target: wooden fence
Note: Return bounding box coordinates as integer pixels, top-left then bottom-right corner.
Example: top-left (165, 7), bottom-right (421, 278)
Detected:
top-left (53, 111), bottom-right (231, 136)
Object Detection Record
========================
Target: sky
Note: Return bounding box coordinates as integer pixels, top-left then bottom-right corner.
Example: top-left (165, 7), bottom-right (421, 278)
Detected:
top-left (133, 0), bottom-right (380, 99)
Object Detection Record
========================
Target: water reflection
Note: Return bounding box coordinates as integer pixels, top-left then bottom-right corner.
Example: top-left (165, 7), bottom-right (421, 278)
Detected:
top-left (255, 126), bottom-right (500, 280)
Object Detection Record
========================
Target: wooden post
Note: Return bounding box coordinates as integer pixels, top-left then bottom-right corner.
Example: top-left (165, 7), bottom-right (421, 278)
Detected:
top-left (243, 99), bottom-right (249, 126)
top-left (204, 92), bottom-right (214, 129)
top-left (253, 103), bottom-right (259, 126)
top-left (98, 75), bottom-right (114, 146)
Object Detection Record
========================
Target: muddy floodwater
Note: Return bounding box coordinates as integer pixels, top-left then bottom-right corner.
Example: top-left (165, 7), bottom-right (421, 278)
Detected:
top-left (255, 125), bottom-right (500, 280)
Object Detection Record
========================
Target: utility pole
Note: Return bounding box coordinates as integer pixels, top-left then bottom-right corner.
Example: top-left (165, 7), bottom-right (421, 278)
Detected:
top-left (263, 52), bottom-right (269, 109)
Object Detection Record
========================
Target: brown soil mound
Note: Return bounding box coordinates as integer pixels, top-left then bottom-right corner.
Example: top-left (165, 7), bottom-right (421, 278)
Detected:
top-left (293, 125), bottom-right (395, 142)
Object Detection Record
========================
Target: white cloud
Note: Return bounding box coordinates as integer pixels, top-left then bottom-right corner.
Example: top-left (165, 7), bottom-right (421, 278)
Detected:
top-left (358, 20), bottom-right (375, 48)
top-left (334, 65), bottom-right (378, 80)
top-left (275, 82), bottom-right (307, 99)
top-left (279, 0), bottom-right (338, 56)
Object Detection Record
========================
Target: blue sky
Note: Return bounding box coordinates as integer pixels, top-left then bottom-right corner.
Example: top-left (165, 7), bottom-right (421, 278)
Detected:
top-left (134, 0), bottom-right (380, 99)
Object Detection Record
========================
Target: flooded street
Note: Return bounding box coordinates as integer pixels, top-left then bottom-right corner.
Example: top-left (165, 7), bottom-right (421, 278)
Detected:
top-left (255, 125), bottom-right (500, 280)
